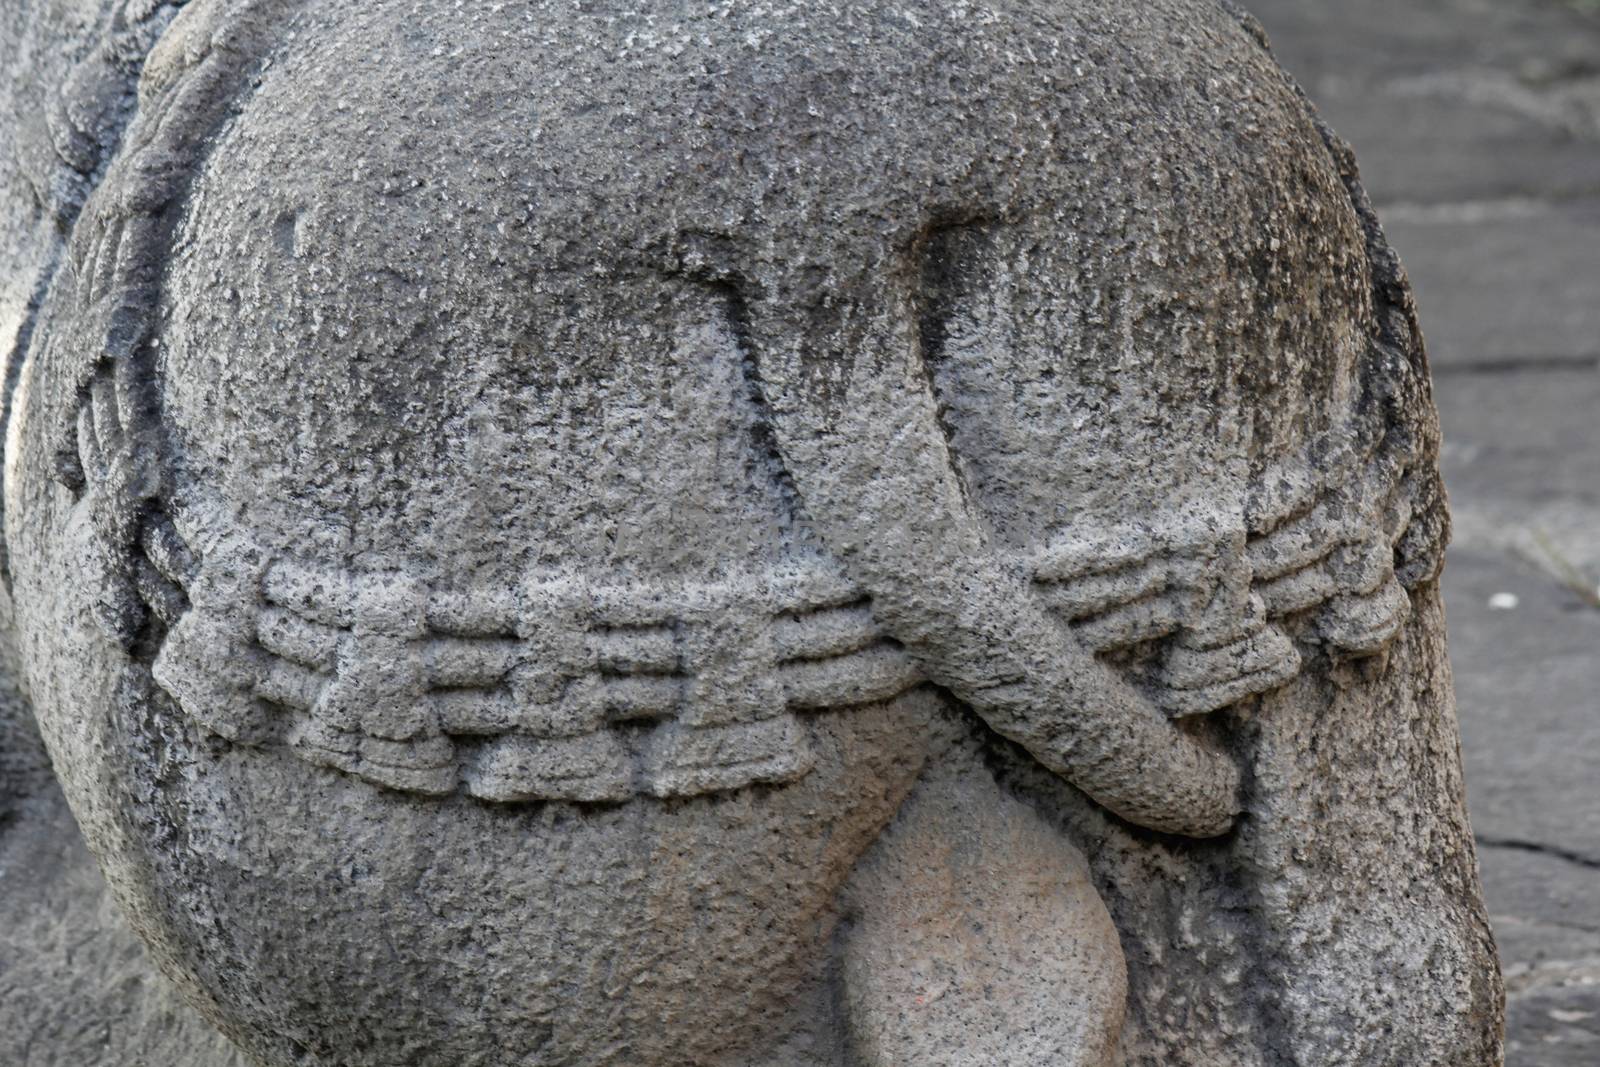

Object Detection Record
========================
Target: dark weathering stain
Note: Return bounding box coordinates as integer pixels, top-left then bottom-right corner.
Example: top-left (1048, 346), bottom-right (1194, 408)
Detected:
top-left (915, 219), bottom-right (992, 508)
top-left (273, 211), bottom-right (299, 258)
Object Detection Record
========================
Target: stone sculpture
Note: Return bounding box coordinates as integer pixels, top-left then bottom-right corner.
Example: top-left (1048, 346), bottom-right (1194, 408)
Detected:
top-left (0, 0), bottom-right (1504, 1064)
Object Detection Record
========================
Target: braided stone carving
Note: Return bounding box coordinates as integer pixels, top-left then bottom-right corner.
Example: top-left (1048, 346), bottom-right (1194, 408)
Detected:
top-left (105, 411), bottom-right (1432, 806)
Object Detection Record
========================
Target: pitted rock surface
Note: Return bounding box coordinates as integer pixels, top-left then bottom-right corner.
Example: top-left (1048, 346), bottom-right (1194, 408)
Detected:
top-left (0, 1), bottom-right (1503, 1065)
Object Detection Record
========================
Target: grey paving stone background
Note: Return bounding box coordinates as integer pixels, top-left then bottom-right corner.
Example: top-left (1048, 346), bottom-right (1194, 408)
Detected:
top-left (1248, 2), bottom-right (1600, 1063)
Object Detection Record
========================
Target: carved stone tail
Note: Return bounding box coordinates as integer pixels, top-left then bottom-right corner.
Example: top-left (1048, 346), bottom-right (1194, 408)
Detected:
top-left (742, 267), bottom-right (1244, 839)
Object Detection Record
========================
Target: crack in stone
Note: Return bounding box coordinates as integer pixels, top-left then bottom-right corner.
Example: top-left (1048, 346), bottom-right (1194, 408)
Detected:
top-left (1433, 354), bottom-right (1600, 376)
top-left (1477, 835), bottom-right (1600, 871)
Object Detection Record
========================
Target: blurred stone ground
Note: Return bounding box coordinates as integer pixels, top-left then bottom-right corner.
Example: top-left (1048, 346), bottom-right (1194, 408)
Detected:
top-left (1248, 1), bottom-right (1600, 1062)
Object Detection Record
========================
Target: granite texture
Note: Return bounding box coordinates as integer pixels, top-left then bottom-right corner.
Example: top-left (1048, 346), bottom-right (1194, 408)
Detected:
top-left (1248, 2), bottom-right (1600, 1061)
top-left (1, 1), bottom-right (1504, 1064)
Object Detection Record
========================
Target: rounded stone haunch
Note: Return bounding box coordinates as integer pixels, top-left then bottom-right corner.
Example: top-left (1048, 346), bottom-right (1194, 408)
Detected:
top-left (0, 1), bottom-right (1502, 1064)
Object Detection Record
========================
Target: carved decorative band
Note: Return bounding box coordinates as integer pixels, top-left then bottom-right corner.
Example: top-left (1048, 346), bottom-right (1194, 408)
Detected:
top-left (152, 550), bottom-right (923, 801)
top-left (94, 424), bottom-right (1435, 804)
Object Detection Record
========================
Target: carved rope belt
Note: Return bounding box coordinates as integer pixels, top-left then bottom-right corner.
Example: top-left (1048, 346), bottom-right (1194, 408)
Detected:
top-left (100, 425), bottom-right (1430, 804)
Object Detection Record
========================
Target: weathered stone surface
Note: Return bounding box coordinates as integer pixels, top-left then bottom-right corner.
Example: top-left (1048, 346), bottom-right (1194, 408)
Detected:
top-left (1247, 0), bottom-right (1600, 368)
top-left (0, 3), bottom-right (259, 1060)
top-left (1248, 2), bottom-right (1600, 1064)
top-left (1, 1), bottom-right (1503, 1064)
